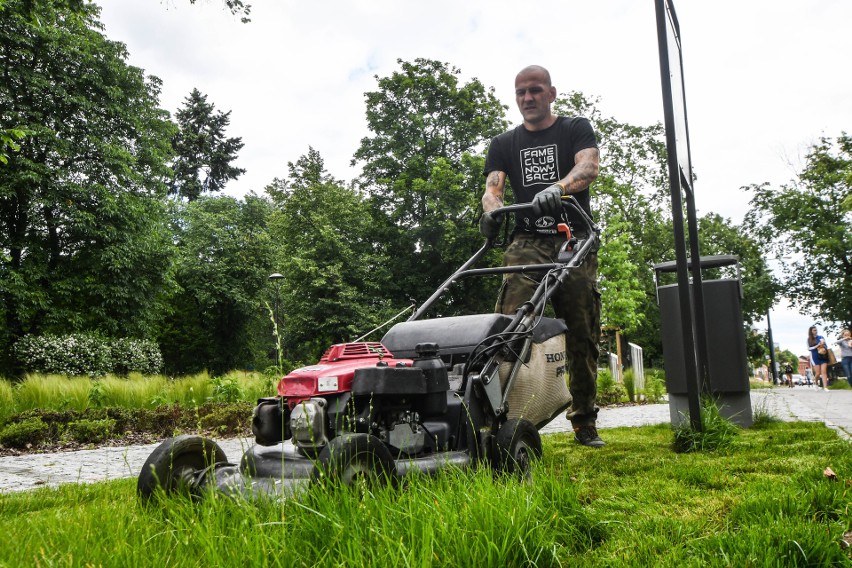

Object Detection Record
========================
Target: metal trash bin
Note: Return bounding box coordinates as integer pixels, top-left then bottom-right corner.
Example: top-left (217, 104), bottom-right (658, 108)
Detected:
top-left (654, 255), bottom-right (753, 427)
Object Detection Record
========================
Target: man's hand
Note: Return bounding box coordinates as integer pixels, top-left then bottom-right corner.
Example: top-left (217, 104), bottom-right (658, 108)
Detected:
top-left (479, 211), bottom-right (503, 240)
top-left (531, 184), bottom-right (564, 217)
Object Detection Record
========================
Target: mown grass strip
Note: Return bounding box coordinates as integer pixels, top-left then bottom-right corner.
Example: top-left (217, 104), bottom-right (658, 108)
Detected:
top-left (2, 421), bottom-right (851, 566)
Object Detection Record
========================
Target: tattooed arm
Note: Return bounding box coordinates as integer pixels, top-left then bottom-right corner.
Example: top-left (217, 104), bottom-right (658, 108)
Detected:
top-left (557, 147), bottom-right (600, 195)
top-left (482, 170), bottom-right (506, 213)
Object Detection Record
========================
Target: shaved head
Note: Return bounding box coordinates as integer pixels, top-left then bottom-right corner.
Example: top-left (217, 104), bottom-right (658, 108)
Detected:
top-left (515, 65), bottom-right (552, 87)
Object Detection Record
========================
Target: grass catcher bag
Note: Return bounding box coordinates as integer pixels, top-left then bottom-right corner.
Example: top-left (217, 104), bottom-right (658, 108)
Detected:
top-left (498, 318), bottom-right (572, 429)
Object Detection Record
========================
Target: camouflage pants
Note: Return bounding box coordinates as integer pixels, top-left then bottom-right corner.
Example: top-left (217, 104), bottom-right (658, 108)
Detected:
top-left (495, 233), bottom-right (601, 423)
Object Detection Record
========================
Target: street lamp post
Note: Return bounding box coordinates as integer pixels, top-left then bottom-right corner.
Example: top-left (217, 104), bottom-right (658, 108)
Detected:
top-left (766, 310), bottom-right (779, 385)
top-left (268, 273), bottom-right (284, 370)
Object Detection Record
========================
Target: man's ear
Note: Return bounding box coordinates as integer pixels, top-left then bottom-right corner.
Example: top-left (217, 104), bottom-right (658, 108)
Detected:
top-left (549, 86), bottom-right (557, 102)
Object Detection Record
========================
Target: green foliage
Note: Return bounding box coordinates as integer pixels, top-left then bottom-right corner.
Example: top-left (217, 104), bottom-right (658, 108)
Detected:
top-left (0, 380), bottom-right (13, 423)
top-left (0, 127), bottom-right (25, 164)
top-left (597, 212), bottom-right (646, 334)
top-left (623, 368), bottom-right (636, 402)
top-left (159, 196), bottom-right (274, 375)
top-left (266, 149), bottom-right (398, 362)
top-left (2, 371), bottom-right (273, 416)
top-left (0, 0), bottom-right (176, 376)
top-left (0, 416), bottom-right (49, 448)
top-left (352, 59), bottom-right (508, 315)
top-left (642, 369), bottom-right (667, 403)
top-left (695, 214), bottom-right (778, 326)
top-left (673, 396), bottom-right (740, 453)
top-left (14, 334), bottom-right (162, 376)
top-left (1, 401), bottom-right (253, 448)
top-left (745, 327), bottom-right (770, 368)
top-left (745, 134), bottom-right (852, 329)
top-left (169, 88), bottom-right (245, 201)
top-left (198, 405), bottom-right (248, 436)
top-left (13, 374), bottom-right (92, 412)
top-left (209, 375), bottom-right (242, 403)
top-left (596, 368), bottom-right (626, 406)
top-left (63, 418), bottom-right (115, 444)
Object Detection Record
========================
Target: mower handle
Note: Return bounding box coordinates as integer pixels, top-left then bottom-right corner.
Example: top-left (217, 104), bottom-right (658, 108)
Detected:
top-left (408, 196), bottom-right (599, 321)
top-left (488, 195), bottom-right (599, 243)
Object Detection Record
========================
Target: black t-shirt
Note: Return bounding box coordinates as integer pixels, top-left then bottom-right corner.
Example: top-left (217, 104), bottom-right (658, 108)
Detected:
top-left (483, 116), bottom-right (598, 235)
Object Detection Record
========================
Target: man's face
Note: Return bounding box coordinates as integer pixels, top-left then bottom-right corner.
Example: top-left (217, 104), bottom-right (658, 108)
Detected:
top-left (515, 71), bottom-right (556, 127)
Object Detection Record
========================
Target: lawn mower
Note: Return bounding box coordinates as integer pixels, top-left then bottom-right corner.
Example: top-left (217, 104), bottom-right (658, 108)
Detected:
top-left (137, 198), bottom-right (600, 501)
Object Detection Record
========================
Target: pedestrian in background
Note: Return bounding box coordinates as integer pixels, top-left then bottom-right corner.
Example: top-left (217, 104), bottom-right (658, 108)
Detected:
top-left (838, 328), bottom-right (852, 389)
top-left (784, 363), bottom-right (794, 388)
top-left (807, 326), bottom-right (830, 391)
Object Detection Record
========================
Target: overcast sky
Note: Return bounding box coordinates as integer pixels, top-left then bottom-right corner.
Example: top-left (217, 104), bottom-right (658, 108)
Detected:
top-left (97, 0), bottom-right (851, 356)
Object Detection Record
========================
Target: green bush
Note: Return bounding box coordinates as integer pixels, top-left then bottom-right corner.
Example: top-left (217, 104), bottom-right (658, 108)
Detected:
top-left (64, 418), bottom-right (116, 444)
top-left (1, 403), bottom-right (254, 449)
top-left (210, 375), bottom-right (243, 403)
top-left (0, 416), bottom-right (50, 448)
top-left (596, 368), bottom-right (626, 406)
top-left (199, 404), bottom-right (251, 436)
top-left (643, 370), bottom-right (667, 403)
top-left (109, 339), bottom-right (164, 376)
top-left (13, 334), bottom-right (162, 377)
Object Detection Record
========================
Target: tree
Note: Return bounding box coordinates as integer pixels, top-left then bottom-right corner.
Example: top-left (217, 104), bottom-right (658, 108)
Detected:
top-left (352, 59), bottom-right (508, 311)
top-left (597, 210), bottom-right (646, 335)
top-left (266, 148), bottom-right (395, 363)
top-left (0, 0), bottom-right (176, 375)
top-left (159, 195), bottom-right (274, 375)
top-left (169, 88), bottom-right (245, 201)
top-left (692, 214), bottom-right (778, 326)
top-left (745, 134), bottom-right (852, 329)
top-left (745, 328), bottom-right (769, 369)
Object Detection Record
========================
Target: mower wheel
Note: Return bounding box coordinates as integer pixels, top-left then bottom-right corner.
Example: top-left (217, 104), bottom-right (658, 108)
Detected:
top-left (311, 433), bottom-right (397, 488)
top-left (495, 418), bottom-right (542, 477)
top-left (137, 435), bottom-right (227, 501)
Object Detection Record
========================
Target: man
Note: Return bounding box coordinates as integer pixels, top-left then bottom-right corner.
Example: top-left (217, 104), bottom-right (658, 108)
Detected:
top-left (480, 65), bottom-right (603, 447)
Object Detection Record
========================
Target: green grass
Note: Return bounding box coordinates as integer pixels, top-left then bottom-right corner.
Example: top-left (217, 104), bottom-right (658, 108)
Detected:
top-left (0, 370), bottom-right (279, 419)
top-left (2, 422), bottom-right (851, 567)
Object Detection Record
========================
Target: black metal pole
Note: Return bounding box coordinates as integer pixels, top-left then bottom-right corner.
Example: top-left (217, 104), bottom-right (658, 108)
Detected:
top-left (655, 0), bottom-right (702, 431)
top-left (766, 310), bottom-right (778, 385)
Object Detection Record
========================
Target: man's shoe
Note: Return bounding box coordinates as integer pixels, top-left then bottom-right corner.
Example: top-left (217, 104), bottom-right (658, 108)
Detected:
top-left (573, 423), bottom-right (606, 448)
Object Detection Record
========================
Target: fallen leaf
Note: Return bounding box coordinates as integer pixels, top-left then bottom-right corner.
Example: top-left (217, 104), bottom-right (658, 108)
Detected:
top-left (824, 467), bottom-right (837, 481)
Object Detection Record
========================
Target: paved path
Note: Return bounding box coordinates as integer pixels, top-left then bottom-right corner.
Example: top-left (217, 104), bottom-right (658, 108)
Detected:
top-left (1, 387), bottom-right (849, 494)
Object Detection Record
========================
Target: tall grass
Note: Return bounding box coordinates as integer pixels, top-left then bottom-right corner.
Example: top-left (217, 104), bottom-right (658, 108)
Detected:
top-left (1, 371), bottom-right (279, 418)
top-left (14, 374), bottom-right (92, 412)
top-left (0, 380), bottom-right (13, 423)
top-left (2, 421), bottom-right (851, 566)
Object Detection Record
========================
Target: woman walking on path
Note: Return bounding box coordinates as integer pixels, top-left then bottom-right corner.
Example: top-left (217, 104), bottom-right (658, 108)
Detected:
top-left (838, 328), bottom-right (852, 389)
top-left (808, 326), bottom-right (830, 391)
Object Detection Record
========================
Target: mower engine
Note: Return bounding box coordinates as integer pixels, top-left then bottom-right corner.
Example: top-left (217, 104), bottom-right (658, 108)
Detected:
top-left (252, 340), bottom-right (453, 458)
